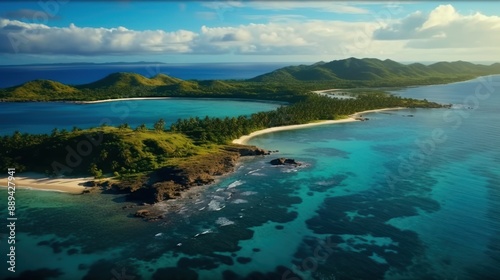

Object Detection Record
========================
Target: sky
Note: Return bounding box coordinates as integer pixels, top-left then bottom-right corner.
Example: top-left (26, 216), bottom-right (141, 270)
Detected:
top-left (0, 1), bottom-right (499, 65)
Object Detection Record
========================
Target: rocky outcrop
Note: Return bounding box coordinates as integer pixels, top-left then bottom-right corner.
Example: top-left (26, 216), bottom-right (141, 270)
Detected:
top-left (134, 209), bottom-right (165, 222)
top-left (108, 144), bottom-right (272, 204)
top-left (270, 158), bottom-right (301, 166)
top-left (222, 145), bottom-right (270, 156)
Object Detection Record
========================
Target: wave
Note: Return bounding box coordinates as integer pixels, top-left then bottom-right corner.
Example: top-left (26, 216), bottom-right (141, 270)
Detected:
top-left (231, 199), bottom-right (248, 204)
top-left (240, 191), bottom-right (257, 196)
top-left (194, 229), bottom-right (212, 237)
top-left (208, 200), bottom-right (225, 211)
top-left (227, 180), bottom-right (244, 189)
top-left (216, 217), bottom-right (235, 226)
top-left (212, 195), bottom-right (225, 201)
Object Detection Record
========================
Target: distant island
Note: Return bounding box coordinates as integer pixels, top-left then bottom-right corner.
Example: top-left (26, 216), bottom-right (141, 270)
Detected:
top-left (1, 57), bottom-right (500, 102)
top-left (2, 57), bottom-right (497, 209)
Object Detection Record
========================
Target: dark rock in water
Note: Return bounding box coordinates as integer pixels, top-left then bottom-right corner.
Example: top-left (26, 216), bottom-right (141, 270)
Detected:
top-left (284, 158), bottom-right (299, 165)
top-left (270, 158), bottom-right (301, 166)
top-left (134, 209), bottom-right (164, 221)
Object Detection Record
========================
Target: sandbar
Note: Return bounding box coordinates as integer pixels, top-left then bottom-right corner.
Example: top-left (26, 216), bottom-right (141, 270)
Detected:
top-left (232, 107), bottom-right (406, 145)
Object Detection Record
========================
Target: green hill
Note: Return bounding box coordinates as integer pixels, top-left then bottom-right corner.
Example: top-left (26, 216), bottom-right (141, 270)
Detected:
top-left (0, 80), bottom-right (80, 100)
top-left (0, 126), bottom-right (202, 176)
top-left (1, 58), bottom-right (499, 102)
top-left (249, 57), bottom-right (500, 84)
top-left (80, 72), bottom-right (170, 88)
top-left (151, 73), bottom-right (183, 85)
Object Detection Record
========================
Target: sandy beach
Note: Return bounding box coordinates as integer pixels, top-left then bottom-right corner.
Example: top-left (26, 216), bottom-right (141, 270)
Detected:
top-left (0, 172), bottom-right (94, 194)
top-left (77, 97), bottom-right (288, 105)
top-left (77, 97), bottom-right (173, 104)
top-left (1, 107), bottom-right (406, 193)
top-left (232, 107), bottom-right (406, 145)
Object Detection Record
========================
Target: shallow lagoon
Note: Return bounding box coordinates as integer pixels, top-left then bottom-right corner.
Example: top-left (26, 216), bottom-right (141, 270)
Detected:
top-left (1, 75), bottom-right (500, 279)
top-left (0, 98), bottom-right (281, 135)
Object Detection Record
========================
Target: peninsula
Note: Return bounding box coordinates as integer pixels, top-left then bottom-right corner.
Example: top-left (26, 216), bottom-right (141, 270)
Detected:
top-left (3, 57), bottom-right (497, 203)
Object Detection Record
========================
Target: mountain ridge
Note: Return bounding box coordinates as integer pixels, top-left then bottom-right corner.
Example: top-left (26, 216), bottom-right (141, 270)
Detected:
top-left (2, 57), bottom-right (500, 101)
top-left (249, 57), bottom-right (500, 83)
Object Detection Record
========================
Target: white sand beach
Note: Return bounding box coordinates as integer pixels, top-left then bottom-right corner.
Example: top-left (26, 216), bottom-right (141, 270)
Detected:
top-left (77, 97), bottom-right (173, 104)
top-left (78, 97), bottom-right (288, 105)
top-left (232, 107), bottom-right (406, 145)
top-left (1, 172), bottom-right (94, 194)
top-left (0, 107), bottom-right (405, 193)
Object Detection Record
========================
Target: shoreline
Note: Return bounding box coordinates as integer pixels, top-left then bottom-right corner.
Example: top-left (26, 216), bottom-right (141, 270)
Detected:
top-left (232, 107), bottom-right (406, 145)
top-left (73, 97), bottom-right (288, 105)
top-left (0, 172), bottom-right (94, 194)
top-left (1, 107), bottom-right (406, 194)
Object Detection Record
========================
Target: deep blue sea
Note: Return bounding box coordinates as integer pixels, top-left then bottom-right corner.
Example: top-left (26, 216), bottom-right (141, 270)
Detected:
top-left (0, 63), bottom-right (291, 88)
top-left (0, 72), bottom-right (499, 280)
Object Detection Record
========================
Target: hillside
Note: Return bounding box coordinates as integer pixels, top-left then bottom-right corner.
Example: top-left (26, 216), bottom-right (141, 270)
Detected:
top-left (249, 57), bottom-right (500, 85)
top-left (80, 72), bottom-right (171, 88)
top-left (0, 124), bottom-right (268, 203)
top-left (1, 80), bottom-right (81, 100)
top-left (2, 58), bottom-right (500, 102)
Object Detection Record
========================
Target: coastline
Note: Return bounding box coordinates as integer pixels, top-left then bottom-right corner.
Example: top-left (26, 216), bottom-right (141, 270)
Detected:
top-left (1, 107), bottom-right (406, 194)
top-left (74, 97), bottom-right (288, 105)
top-left (0, 172), bottom-right (93, 194)
top-left (232, 107), bottom-right (406, 145)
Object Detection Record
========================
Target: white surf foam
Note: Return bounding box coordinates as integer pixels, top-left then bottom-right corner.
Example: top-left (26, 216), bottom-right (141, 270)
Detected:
top-left (231, 199), bottom-right (248, 204)
top-left (240, 191), bottom-right (257, 196)
top-left (227, 180), bottom-right (244, 189)
top-left (215, 217), bottom-right (235, 226)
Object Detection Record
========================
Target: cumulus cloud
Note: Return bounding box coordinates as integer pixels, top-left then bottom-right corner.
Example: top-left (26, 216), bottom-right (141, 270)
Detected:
top-left (374, 4), bottom-right (500, 49)
top-left (2, 4), bottom-right (497, 59)
top-left (0, 19), bottom-right (196, 54)
top-left (191, 20), bottom-right (379, 56)
top-left (0, 17), bottom-right (380, 56)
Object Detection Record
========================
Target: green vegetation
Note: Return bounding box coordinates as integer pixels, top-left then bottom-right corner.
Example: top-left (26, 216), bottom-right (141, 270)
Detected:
top-left (171, 93), bottom-right (442, 144)
top-left (0, 125), bottom-right (216, 176)
top-left (1, 58), bottom-right (499, 102)
top-left (0, 93), bottom-right (443, 178)
top-left (249, 58), bottom-right (500, 88)
top-left (0, 57), bottom-right (484, 201)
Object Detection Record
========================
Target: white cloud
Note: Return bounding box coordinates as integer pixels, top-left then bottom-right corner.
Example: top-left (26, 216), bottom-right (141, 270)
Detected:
top-left (1, 3), bottom-right (499, 61)
top-left (0, 19), bottom-right (197, 54)
top-left (0, 17), bottom-right (381, 57)
top-left (419, 4), bottom-right (459, 30)
top-left (374, 4), bottom-right (500, 49)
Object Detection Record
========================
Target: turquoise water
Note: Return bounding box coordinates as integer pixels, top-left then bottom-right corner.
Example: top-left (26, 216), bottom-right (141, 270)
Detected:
top-left (0, 99), bottom-right (281, 135)
top-left (1, 76), bottom-right (500, 279)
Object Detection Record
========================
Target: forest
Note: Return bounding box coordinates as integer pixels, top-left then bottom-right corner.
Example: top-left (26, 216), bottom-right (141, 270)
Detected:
top-left (0, 93), bottom-right (444, 178)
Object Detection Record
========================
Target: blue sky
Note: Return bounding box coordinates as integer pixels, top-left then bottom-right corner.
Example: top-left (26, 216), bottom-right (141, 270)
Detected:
top-left (1, 1), bottom-right (499, 65)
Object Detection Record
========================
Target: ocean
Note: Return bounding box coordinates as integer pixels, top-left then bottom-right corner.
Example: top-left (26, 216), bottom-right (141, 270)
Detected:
top-left (0, 63), bottom-right (291, 88)
top-left (0, 71), bottom-right (499, 280)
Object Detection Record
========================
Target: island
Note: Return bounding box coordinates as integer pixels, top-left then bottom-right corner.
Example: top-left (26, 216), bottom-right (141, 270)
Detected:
top-left (2, 57), bottom-right (499, 210)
